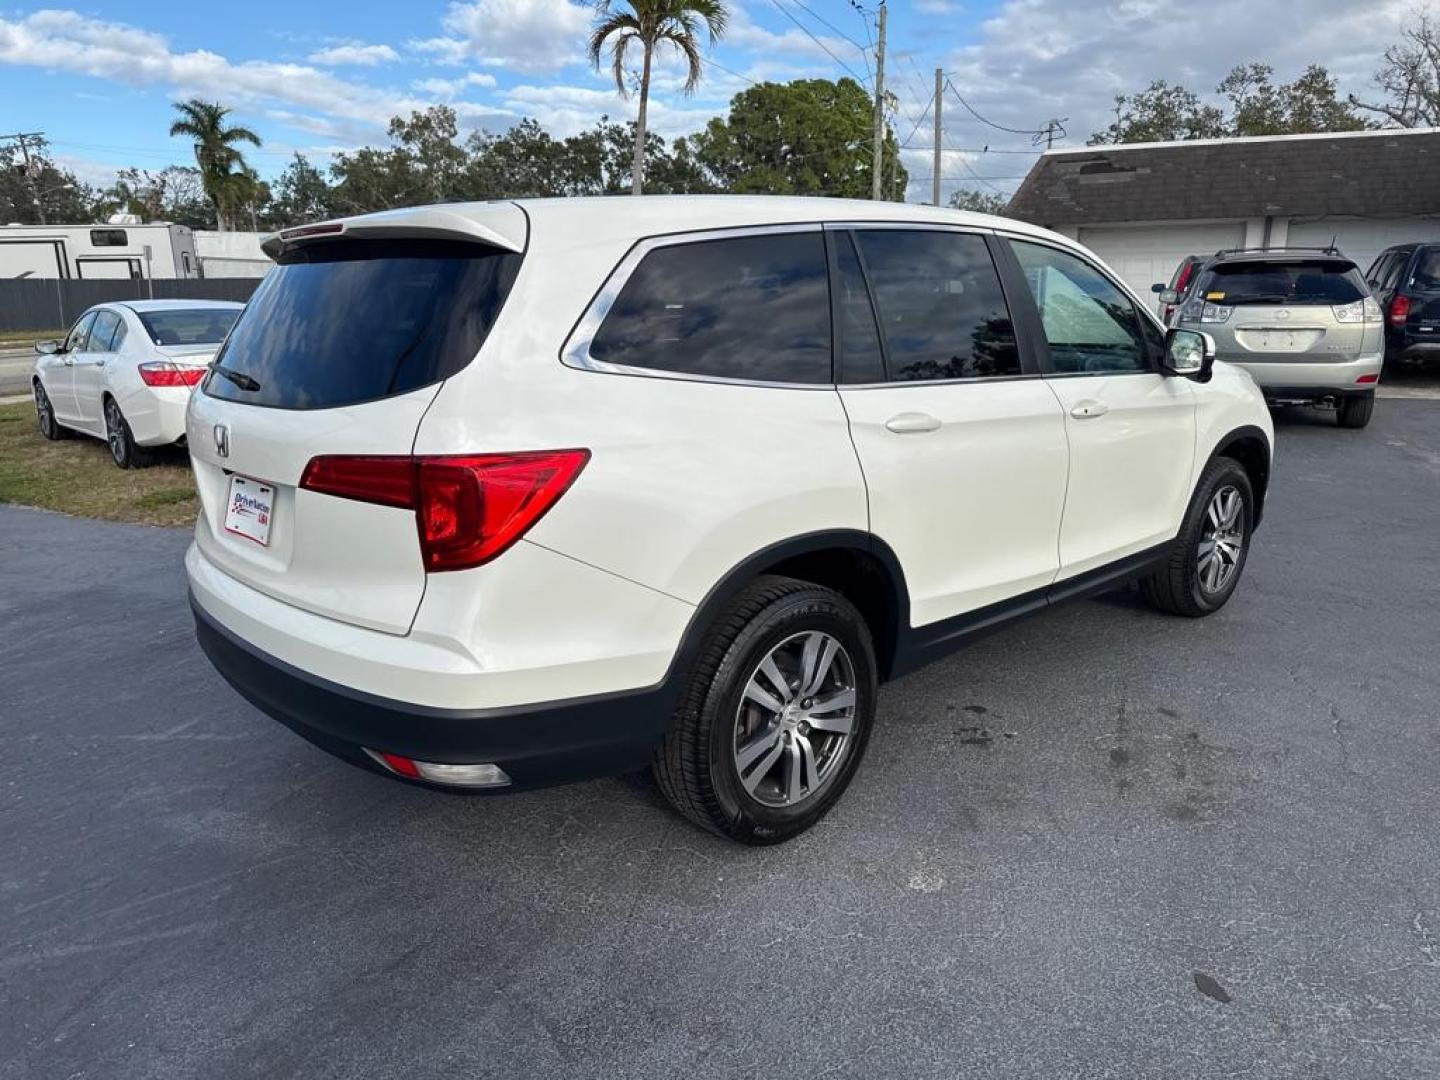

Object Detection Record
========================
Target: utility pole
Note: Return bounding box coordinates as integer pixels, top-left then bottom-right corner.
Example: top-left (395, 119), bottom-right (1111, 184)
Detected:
top-left (2, 131), bottom-right (47, 225)
top-left (870, 1), bottom-right (886, 201)
top-left (933, 69), bottom-right (944, 207)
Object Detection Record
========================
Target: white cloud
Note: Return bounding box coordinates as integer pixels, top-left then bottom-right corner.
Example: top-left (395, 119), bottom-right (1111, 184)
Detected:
top-left (421, 0), bottom-right (594, 73)
top-left (307, 43), bottom-right (400, 66)
top-left (413, 72), bottom-right (499, 98)
top-left (725, 1), bottom-right (869, 78)
top-left (0, 11), bottom-right (435, 135)
top-left (499, 82), bottom-right (719, 138)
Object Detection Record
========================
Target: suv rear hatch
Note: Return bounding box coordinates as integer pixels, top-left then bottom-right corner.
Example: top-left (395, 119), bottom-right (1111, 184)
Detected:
top-left (186, 205), bottom-right (526, 634)
top-left (1191, 258), bottom-right (1381, 362)
top-left (1393, 247), bottom-right (1440, 338)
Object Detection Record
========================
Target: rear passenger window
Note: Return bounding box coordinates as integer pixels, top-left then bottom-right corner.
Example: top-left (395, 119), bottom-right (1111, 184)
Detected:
top-left (588, 231), bottom-right (831, 384)
top-left (1011, 241), bottom-right (1150, 374)
top-left (89, 311), bottom-right (122, 352)
top-left (1411, 249), bottom-right (1440, 289)
top-left (853, 230), bottom-right (1020, 381)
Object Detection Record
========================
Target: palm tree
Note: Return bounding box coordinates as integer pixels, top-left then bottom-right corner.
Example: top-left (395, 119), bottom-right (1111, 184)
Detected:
top-left (589, 0), bottom-right (727, 196)
top-left (168, 99), bottom-right (262, 231)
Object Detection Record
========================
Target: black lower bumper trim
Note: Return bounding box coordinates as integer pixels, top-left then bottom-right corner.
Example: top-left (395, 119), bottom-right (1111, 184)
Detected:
top-left (192, 596), bottom-right (674, 791)
top-left (1262, 386), bottom-right (1373, 403)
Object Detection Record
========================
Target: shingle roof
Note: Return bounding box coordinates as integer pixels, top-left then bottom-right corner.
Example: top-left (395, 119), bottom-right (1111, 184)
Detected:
top-left (1006, 128), bottom-right (1440, 227)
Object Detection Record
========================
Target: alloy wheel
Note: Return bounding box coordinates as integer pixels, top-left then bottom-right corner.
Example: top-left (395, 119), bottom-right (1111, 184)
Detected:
top-left (1197, 485), bottom-right (1244, 594)
top-left (105, 400), bottom-right (125, 465)
top-left (732, 630), bottom-right (857, 808)
top-left (34, 384), bottom-right (53, 437)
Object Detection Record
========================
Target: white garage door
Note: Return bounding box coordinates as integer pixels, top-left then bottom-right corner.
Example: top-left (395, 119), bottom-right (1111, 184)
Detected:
top-left (1077, 223), bottom-right (1246, 301)
top-left (1287, 218), bottom-right (1440, 278)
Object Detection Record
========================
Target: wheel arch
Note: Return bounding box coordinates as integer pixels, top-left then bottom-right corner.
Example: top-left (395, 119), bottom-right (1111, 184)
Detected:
top-left (670, 530), bottom-right (912, 686)
top-left (1207, 425), bottom-right (1272, 527)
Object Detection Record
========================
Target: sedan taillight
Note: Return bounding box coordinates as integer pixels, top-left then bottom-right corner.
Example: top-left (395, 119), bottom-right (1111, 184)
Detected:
top-left (299, 450), bottom-right (590, 572)
top-left (138, 361), bottom-right (206, 387)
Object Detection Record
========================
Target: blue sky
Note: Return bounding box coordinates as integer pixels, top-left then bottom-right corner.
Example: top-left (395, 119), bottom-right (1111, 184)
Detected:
top-left (0, 1), bottom-right (1418, 203)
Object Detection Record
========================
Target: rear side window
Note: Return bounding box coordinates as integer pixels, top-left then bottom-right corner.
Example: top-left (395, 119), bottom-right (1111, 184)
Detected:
top-left (853, 230), bottom-right (1020, 381)
top-left (89, 310), bottom-right (122, 352)
top-left (1202, 260), bottom-right (1366, 305)
top-left (587, 231), bottom-right (831, 384)
top-left (1410, 248), bottom-right (1440, 290)
top-left (206, 239), bottom-right (521, 409)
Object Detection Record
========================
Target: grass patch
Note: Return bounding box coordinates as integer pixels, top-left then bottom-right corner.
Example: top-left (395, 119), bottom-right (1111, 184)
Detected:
top-left (0, 402), bottom-right (198, 527)
top-left (0, 330), bottom-right (62, 346)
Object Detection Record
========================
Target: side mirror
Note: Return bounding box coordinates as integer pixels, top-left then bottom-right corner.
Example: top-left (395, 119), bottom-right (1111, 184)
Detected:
top-left (1157, 289), bottom-right (1181, 306)
top-left (34, 339), bottom-right (60, 356)
top-left (1150, 282), bottom-right (1166, 294)
top-left (1161, 328), bottom-right (1215, 382)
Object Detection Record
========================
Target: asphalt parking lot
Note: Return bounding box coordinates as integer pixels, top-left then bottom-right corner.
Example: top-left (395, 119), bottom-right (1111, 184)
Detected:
top-left (4, 399), bottom-right (1440, 1079)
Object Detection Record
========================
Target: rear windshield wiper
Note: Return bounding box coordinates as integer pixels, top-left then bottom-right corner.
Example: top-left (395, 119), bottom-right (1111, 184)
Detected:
top-left (208, 362), bottom-right (261, 392)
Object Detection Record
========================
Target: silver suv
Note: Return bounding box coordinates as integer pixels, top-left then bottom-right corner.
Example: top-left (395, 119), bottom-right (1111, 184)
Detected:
top-left (1165, 248), bottom-right (1383, 428)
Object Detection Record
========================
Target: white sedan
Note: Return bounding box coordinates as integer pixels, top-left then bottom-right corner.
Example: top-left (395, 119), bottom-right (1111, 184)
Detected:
top-left (32, 299), bottom-right (244, 468)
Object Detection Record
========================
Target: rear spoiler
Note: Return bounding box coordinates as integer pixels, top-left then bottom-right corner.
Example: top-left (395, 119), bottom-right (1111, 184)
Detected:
top-left (261, 203), bottom-right (526, 259)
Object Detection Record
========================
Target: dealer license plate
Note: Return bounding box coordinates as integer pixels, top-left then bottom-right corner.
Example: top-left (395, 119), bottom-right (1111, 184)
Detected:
top-left (223, 474), bottom-right (274, 546)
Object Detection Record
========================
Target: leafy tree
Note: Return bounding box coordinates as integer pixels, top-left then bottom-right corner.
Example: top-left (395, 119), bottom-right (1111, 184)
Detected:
top-left (1352, 12), bottom-right (1440, 127)
top-left (588, 0), bottom-right (728, 196)
top-left (949, 188), bottom-right (1010, 215)
top-left (1090, 81), bottom-right (1226, 144)
top-left (168, 99), bottom-right (262, 231)
top-left (0, 137), bottom-right (96, 224)
top-left (692, 77), bottom-right (906, 199)
top-left (265, 154), bottom-right (335, 227)
top-left (1220, 63), bottom-right (1365, 136)
top-left (98, 166), bottom-right (212, 228)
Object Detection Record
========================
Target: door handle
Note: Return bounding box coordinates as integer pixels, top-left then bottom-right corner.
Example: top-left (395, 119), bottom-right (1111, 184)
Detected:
top-left (884, 412), bottom-right (942, 434)
top-left (1069, 400), bottom-right (1109, 420)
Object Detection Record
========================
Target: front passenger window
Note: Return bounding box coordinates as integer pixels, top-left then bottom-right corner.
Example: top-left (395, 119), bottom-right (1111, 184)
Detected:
top-left (1011, 241), bottom-right (1150, 374)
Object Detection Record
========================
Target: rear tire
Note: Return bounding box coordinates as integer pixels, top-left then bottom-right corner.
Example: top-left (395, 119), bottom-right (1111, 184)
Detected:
top-left (1141, 457), bottom-right (1254, 618)
top-left (653, 575), bottom-right (878, 845)
top-left (104, 396), bottom-right (151, 469)
top-left (1337, 393), bottom-right (1374, 429)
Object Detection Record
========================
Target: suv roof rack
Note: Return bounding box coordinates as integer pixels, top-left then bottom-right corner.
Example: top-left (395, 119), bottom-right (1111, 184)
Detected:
top-left (1211, 245), bottom-right (1345, 258)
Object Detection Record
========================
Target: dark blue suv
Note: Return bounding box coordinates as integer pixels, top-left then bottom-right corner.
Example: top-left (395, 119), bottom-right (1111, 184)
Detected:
top-left (1366, 244), bottom-right (1440, 367)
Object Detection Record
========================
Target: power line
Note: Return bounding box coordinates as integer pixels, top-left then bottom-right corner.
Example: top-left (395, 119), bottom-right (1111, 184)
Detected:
top-left (767, 0), bottom-right (871, 87)
top-left (787, 0), bottom-right (869, 52)
top-left (705, 57), bottom-right (759, 87)
top-left (944, 78), bottom-right (1047, 138)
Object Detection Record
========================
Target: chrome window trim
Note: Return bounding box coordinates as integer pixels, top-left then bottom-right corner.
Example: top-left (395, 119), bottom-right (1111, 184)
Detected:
top-left (560, 222), bottom-right (835, 389)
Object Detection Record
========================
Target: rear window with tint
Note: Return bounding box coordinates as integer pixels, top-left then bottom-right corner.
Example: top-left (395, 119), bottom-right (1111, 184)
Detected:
top-left (587, 231), bottom-right (831, 384)
top-left (1202, 260), bottom-right (1366, 305)
top-left (139, 308), bottom-right (241, 346)
top-left (205, 239), bottom-right (521, 409)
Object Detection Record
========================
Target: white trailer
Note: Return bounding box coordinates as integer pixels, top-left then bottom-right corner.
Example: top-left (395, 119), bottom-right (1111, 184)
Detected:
top-left (0, 223), bottom-right (200, 280)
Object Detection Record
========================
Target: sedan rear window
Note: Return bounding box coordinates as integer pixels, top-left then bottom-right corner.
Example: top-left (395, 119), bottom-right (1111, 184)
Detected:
top-left (139, 308), bottom-right (241, 346)
top-left (1201, 260), bottom-right (1366, 305)
top-left (205, 239), bottom-right (521, 410)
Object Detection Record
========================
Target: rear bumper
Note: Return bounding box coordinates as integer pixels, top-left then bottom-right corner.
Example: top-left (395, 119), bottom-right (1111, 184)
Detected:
top-left (192, 596), bottom-right (673, 790)
top-left (119, 385), bottom-right (191, 447)
top-left (1229, 354), bottom-right (1383, 403)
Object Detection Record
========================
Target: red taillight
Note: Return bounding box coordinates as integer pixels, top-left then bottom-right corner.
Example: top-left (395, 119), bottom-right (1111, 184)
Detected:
top-left (299, 449), bottom-right (589, 572)
top-left (298, 455), bottom-right (416, 509)
top-left (375, 751), bottom-right (421, 778)
top-left (1356, 372), bottom-right (1380, 384)
top-left (1174, 262), bottom-right (1195, 292)
top-left (138, 361), bottom-right (205, 387)
top-left (1389, 295), bottom-right (1411, 325)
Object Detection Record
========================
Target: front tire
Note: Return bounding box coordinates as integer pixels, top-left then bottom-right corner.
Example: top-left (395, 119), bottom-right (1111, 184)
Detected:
top-left (1337, 393), bottom-right (1374, 429)
top-left (104, 396), bottom-right (150, 469)
top-left (33, 382), bottom-right (69, 441)
top-left (654, 576), bottom-right (878, 845)
top-left (1141, 457), bottom-right (1254, 618)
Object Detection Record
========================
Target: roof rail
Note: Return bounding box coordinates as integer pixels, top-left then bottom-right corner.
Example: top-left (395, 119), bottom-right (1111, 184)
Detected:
top-left (1212, 245), bottom-right (1345, 258)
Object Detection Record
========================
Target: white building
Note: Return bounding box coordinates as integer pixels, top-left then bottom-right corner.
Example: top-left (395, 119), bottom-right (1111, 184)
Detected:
top-left (1006, 127), bottom-right (1440, 297)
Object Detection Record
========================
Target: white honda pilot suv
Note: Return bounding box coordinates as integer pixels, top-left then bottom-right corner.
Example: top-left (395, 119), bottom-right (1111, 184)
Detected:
top-left (186, 197), bottom-right (1273, 844)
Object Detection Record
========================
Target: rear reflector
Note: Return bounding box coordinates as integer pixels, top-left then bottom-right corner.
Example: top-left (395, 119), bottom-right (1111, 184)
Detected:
top-left (364, 749), bottom-right (510, 787)
top-left (1356, 372), bottom-right (1381, 384)
top-left (299, 449), bottom-right (590, 572)
top-left (138, 361), bottom-right (205, 387)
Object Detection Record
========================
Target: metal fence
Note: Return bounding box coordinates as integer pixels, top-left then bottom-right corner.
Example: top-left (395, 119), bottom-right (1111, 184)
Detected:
top-left (0, 279), bottom-right (264, 333)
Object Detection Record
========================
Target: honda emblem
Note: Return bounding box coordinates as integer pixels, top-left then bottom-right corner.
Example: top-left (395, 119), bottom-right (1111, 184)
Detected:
top-left (213, 423), bottom-right (230, 459)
